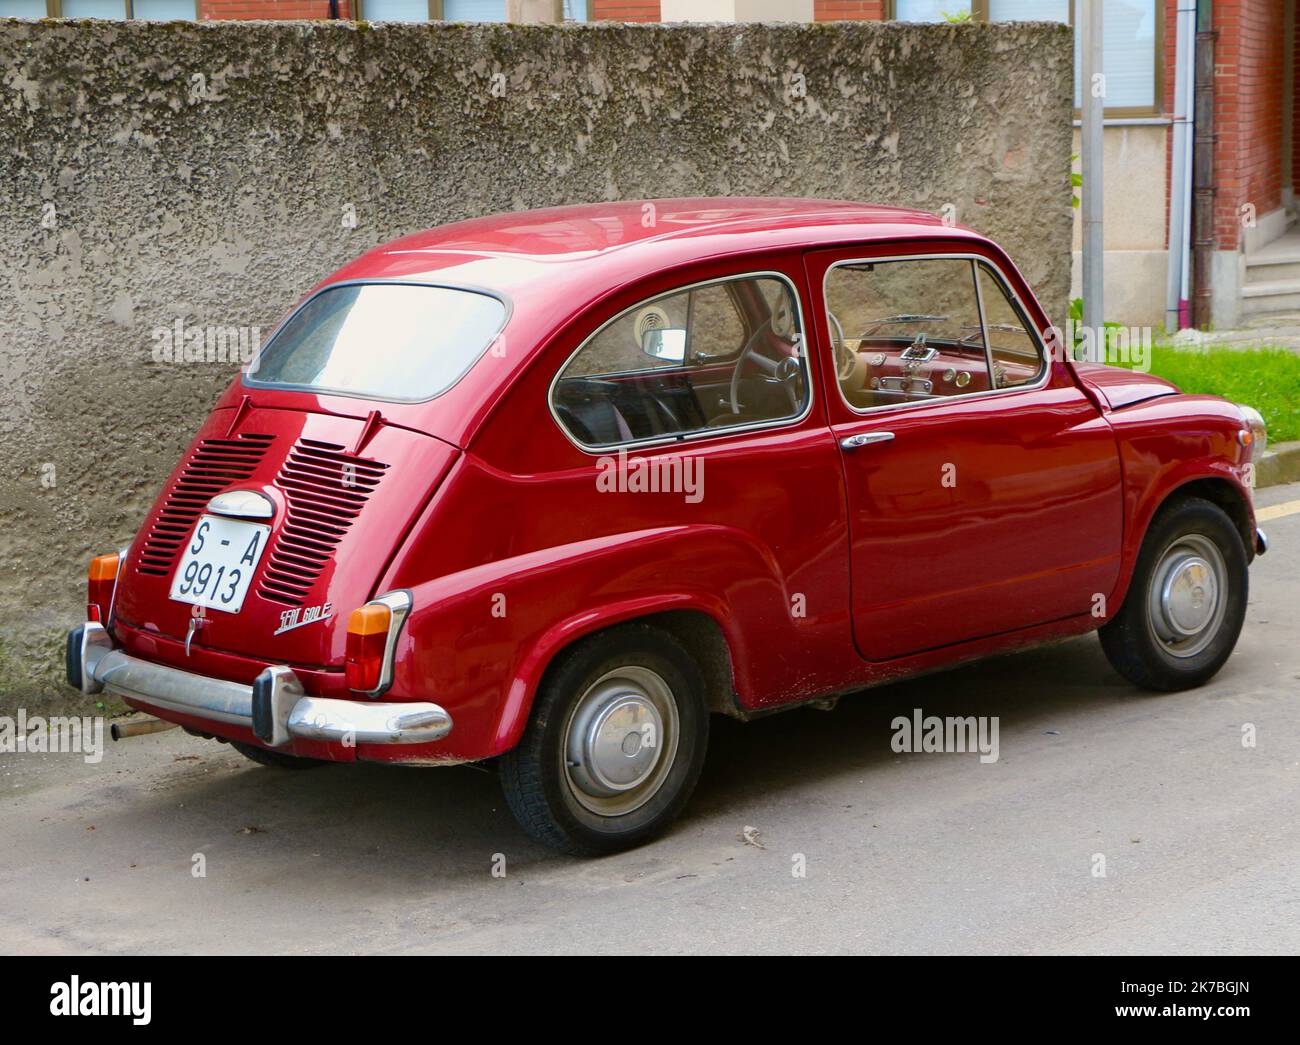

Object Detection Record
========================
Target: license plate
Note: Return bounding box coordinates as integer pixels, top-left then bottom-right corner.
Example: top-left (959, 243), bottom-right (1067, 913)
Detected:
top-left (169, 514), bottom-right (270, 613)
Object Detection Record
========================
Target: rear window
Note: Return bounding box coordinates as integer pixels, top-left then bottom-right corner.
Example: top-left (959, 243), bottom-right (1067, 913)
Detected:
top-left (245, 282), bottom-right (507, 402)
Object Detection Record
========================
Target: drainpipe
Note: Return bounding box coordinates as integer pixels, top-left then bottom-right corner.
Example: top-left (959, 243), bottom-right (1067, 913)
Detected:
top-left (1080, 0), bottom-right (1105, 359)
top-left (1192, 1), bottom-right (1217, 329)
top-left (1165, 1), bottom-right (1196, 333)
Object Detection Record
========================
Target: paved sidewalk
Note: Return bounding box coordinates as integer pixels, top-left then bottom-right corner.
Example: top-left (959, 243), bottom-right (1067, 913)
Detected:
top-left (3, 484), bottom-right (1299, 955)
top-left (1171, 312), bottom-right (1300, 352)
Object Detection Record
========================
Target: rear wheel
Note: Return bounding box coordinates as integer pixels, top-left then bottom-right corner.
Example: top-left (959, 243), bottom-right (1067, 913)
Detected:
top-left (1100, 497), bottom-right (1248, 691)
top-left (230, 740), bottom-right (328, 770)
top-left (500, 624), bottom-right (709, 856)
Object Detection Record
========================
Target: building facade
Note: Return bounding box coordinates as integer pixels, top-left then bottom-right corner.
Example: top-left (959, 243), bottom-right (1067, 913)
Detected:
top-left (2, 0), bottom-right (1294, 329)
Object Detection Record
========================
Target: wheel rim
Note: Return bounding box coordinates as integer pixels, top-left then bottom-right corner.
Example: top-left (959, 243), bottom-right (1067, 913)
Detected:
top-left (1146, 533), bottom-right (1228, 659)
top-left (562, 666), bottom-right (680, 817)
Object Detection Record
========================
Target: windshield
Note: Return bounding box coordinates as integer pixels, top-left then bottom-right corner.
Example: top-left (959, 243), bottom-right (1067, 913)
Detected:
top-left (245, 282), bottom-right (507, 402)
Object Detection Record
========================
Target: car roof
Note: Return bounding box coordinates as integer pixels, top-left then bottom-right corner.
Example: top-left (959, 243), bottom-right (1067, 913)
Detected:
top-left (289, 199), bottom-right (999, 448)
top-left (322, 197), bottom-right (985, 300)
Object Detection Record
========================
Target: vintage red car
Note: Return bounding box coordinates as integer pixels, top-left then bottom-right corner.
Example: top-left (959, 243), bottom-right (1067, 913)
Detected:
top-left (68, 198), bottom-right (1268, 854)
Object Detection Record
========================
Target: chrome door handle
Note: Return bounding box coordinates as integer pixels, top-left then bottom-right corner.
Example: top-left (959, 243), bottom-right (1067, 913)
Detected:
top-left (840, 431), bottom-right (895, 450)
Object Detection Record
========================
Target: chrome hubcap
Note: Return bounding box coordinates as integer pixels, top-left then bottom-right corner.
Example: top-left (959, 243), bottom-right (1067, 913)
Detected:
top-left (1147, 533), bottom-right (1227, 658)
top-left (564, 666), bottom-right (679, 817)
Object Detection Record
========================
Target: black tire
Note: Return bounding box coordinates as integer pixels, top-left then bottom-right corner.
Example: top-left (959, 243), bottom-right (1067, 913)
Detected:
top-left (230, 740), bottom-right (328, 770)
top-left (1100, 496), bottom-right (1249, 691)
top-left (500, 624), bottom-right (709, 856)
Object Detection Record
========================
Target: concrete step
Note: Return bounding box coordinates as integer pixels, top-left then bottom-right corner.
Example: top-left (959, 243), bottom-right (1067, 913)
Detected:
top-left (1246, 230), bottom-right (1300, 284)
top-left (1246, 258), bottom-right (1300, 284)
top-left (1241, 277), bottom-right (1300, 316)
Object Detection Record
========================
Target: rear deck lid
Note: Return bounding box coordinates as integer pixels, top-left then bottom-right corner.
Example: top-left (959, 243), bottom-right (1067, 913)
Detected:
top-left (114, 406), bottom-right (457, 668)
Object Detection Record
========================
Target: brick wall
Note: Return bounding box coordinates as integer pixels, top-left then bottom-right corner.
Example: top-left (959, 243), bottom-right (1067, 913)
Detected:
top-left (200, 0), bottom-right (352, 17)
top-left (1212, 0), bottom-right (1287, 251)
top-left (591, 0), bottom-right (659, 19)
top-left (590, 0), bottom-right (888, 23)
top-left (813, 0), bottom-right (884, 20)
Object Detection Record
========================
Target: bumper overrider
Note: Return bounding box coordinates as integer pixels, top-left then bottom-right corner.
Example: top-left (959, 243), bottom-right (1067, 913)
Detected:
top-left (66, 622), bottom-right (452, 748)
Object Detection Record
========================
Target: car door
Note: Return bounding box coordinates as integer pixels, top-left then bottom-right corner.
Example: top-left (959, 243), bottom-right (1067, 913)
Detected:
top-left (805, 245), bottom-right (1124, 662)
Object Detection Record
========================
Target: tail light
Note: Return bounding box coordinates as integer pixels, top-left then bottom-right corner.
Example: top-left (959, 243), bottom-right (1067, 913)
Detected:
top-left (344, 591), bottom-right (411, 695)
top-left (87, 552), bottom-right (123, 623)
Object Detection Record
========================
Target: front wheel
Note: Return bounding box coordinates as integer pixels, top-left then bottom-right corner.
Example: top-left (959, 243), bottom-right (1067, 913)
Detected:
top-left (1100, 496), bottom-right (1249, 691)
top-left (500, 625), bottom-right (709, 856)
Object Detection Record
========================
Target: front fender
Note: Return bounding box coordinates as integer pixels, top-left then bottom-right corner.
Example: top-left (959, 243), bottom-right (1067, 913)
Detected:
top-left (1105, 394), bottom-right (1254, 613)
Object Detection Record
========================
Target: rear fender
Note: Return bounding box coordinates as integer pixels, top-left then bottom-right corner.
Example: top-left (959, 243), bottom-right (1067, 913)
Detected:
top-left (389, 525), bottom-right (787, 760)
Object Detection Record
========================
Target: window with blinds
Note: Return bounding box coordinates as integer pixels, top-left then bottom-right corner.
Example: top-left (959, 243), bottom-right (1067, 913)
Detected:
top-left (362, 0), bottom-right (435, 18)
top-left (893, 0), bottom-right (971, 20)
top-left (0, 0), bottom-right (195, 16)
top-left (893, 0), bottom-right (1159, 114)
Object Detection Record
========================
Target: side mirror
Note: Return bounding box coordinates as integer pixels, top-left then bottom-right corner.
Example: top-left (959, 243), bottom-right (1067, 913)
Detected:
top-left (641, 328), bottom-right (687, 363)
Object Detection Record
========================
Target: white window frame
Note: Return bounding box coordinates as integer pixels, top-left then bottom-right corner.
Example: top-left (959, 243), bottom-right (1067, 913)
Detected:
top-left (549, 270), bottom-right (815, 455)
top-left (823, 252), bottom-right (1051, 418)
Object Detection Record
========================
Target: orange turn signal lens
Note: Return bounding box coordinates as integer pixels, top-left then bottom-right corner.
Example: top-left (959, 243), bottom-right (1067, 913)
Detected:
top-left (348, 603), bottom-right (392, 637)
top-left (345, 603), bottom-right (392, 692)
top-left (89, 554), bottom-right (120, 583)
top-left (87, 553), bottom-right (121, 623)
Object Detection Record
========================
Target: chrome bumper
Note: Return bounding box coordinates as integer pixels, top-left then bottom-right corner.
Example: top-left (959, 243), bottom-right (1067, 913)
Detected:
top-left (68, 623), bottom-right (451, 748)
top-left (1256, 527), bottom-right (1269, 556)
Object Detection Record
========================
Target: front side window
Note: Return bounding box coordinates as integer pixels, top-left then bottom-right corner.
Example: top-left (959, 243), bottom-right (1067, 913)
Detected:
top-left (975, 263), bottom-right (1043, 389)
top-left (825, 256), bottom-right (1043, 412)
top-left (246, 282), bottom-right (507, 403)
top-left (552, 274), bottom-right (809, 449)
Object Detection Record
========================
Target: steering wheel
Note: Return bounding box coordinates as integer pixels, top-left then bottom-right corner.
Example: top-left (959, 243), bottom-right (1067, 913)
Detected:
top-left (728, 320), bottom-right (803, 416)
top-left (828, 309), bottom-right (859, 380)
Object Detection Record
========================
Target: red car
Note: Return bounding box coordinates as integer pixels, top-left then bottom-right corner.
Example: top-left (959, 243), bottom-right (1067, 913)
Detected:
top-left (68, 199), bottom-right (1269, 855)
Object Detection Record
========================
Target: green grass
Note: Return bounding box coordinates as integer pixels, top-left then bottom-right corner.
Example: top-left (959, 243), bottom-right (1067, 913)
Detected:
top-left (1115, 345), bottom-right (1300, 444)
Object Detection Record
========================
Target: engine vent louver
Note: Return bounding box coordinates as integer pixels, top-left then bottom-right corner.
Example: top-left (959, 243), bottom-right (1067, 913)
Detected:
top-left (256, 438), bottom-right (389, 607)
top-left (135, 434), bottom-right (275, 577)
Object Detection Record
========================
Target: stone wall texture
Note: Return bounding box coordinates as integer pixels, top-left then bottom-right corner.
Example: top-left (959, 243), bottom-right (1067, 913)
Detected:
top-left (0, 19), bottom-right (1073, 714)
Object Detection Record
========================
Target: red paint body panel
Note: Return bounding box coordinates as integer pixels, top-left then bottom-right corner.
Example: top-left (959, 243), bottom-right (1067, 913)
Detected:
top-left (1072, 362), bottom-right (1181, 410)
top-left (114, 406), bottom-right (458, 668)
top-left (1095, 394), bottom-right (1255, 611)
top-left (95, 199), bottom-right (1256, 765)
top-left (801, 243), bottom-right (1124, 660)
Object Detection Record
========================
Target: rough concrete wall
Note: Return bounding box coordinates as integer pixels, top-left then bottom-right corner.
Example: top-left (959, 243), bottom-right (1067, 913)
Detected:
top-left (0, 19), bottom-right (1072, 714)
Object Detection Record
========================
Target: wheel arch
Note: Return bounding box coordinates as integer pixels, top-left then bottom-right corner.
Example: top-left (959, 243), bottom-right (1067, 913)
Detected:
top-left (1108, 467), bottom-right (1256, 619)
top-left (1152, 475), bottom-right (1256, 563)
top-left (491, 601), bottom-right (743, 757)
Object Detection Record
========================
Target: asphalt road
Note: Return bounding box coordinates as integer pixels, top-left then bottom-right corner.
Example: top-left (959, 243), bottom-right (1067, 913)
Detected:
top-left (4, 482), bottom-right (1299, 956)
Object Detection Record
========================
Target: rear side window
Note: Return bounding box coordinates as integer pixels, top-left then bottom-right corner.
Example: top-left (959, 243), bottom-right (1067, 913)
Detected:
top-left (246, 282), bottom-right (507, 403)
top-left (552, 273), bottom-right (810, 449)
